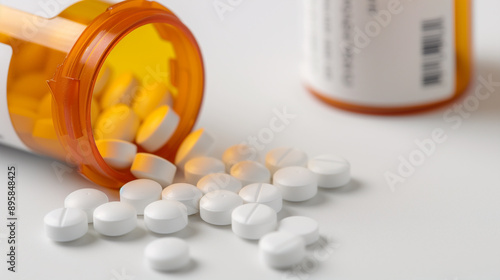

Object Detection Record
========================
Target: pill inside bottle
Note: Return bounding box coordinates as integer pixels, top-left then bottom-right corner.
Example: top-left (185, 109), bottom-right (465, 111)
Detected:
top-left (0, 0), bottom-right (205, 188)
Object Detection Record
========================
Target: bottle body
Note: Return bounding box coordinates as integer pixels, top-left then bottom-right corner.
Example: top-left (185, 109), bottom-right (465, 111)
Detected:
top-left (302, 0), bottom-right (472, 114)
top-left (0, 0), bottom-right (205, 188)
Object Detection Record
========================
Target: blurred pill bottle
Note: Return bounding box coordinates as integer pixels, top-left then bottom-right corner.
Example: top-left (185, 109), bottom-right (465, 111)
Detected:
top-left (302, 0), bottom-right (472, 114)
top-left (0, 0), bottom-right (204, 188)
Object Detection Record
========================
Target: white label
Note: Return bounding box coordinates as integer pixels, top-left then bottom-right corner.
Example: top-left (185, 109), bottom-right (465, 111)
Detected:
top-left (303, 0), bottom-right (456, 107)
top-left (0, 43), bottom-right (31, 152)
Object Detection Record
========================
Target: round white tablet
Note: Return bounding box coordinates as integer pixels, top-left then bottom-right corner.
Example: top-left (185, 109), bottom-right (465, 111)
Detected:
top-left (278, 216), bottom-right (319, 245)
top-left (93, 202), bottom-right (137, 236)
top-left (64, 188), bottom-right (109, 223)
top-left (120, 179), bottom-right (162, 215)
top-left (239, 183), bottom-right (282, 212)
top-left (136, 105), bottom-right (180, 152)
top-left (222, 144), bottom-right (259, 172)
top-left (230, 161), bottom-right (271, 187)
top-left (130, 153), bottom-right (176, 187)
top-left (95, 139), bottom-right (137, 170)
top-left (199, 190), bottom-right (243, 225)
top-left (144, 200), bottom-right (188, 234)
top-left (273, 166), bottom-right (317, 202)
top-left (259, 231), bottom-right (306, 269)
top-left (307, 154), bottom-right (351, 188)
top-left (196, 173), bottom-right (242, 194)
top-left (162, 183), bottom-right (203, 215)
top-left (232, 203), bottom-right (277, 240)
top-left (93, 104), bottom-right (140, 142)
top-left (44, 208), bottom-right (88, 242)
top-left (174, 128), bottom-right (215, 169)
top-left (144, 238), bottom-right (190, 271)
top-left (184, 157), bottom-right (225, 185)
top-left (265, 147), bottom-right (308, 174)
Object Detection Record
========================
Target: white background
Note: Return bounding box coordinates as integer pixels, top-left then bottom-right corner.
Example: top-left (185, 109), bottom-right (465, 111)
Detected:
top-left (1, 0), bottom-right (500, 279)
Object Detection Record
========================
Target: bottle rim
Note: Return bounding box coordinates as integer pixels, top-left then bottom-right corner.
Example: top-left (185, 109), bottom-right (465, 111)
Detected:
top-left (48, 0), bottom-right (205, 188)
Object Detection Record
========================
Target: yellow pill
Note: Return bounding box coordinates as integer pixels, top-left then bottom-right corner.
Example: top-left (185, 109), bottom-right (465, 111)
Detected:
top-left (8, 93), bottom-right (39, 112)
top-left (32, 118), bottom-right (58, 140)
top-left (11, 43), bottom-right (48, 75)
top-left (99, 72), bottom-right (138, 110)
top-left (37, 93), bottom-right (53, 118)
top-left (93, 104), bottom-right (139, 142)
top-left (93, 65), bottom-right (112, 98)
top-left (9, 73), bottom-right (51, 99)
top-left (132, 82), bottom-right (173, 120)
top-left (9, 107), bottom-right (37, 135)
top-left (136, 105), bottom-right (180, 152)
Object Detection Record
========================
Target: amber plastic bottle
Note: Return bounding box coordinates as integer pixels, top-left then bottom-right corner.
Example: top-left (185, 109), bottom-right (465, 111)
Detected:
top-left (0, 0), bottom-right (204, 188)
top-left (303, 0), bottom-right (472, 114)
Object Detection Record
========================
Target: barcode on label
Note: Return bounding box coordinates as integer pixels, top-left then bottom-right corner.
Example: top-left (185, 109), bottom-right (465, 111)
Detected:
top-left (421, 18), bottom-right (444, 87)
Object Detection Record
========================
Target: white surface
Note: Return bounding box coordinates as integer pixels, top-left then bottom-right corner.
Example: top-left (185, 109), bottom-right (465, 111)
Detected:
top-left (0, 0), bottom-right (500, 279)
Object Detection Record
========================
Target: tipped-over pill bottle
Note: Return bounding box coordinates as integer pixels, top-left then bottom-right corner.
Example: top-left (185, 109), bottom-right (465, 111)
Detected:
top-left (302, 0), bottom-right (472, 114)
top-left (0, 0), bottom-right (204, 188)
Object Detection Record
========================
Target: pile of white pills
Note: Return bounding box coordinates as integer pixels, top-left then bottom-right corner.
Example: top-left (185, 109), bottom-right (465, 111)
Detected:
top-left (45, 124), bottom-right (351, 271)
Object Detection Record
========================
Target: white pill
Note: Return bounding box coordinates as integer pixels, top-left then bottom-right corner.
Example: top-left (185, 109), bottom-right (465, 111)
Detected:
top-left (93, 202), bottom-right (137, 236)
top-left (144, 238), bottom-right (190, 271)
top-left (64, 188), bottom-right (109, 223)
top-left (199, 190), bottom-right (243, 226)
top-left (96, 139), bottom-right (137, 170)
top-left (130, 153), bottom-right (176, 188)
top-left (259, 231), bottom-right (306, 269)
top-left (273, 166), bottom-right (317, 202)
top-left (136, 105), bottom-right (180, 152)
top-left (222, 144), bottom-right (259, 172)
top-left (265, 147), bottom-right (308, 174)
top-left (239, 183), bottom-right (282, 212)
top-left (44, 208), bottom-right (88, 242)
top-left (93, 104), bottom-right (140, 142)
top-left (307, 154), bottom-right (351, 188)
top-left (279, 216), bottom-right (319, 245)
top-left (162, 183), bottom-right (203, 215)
top-left (174, 128), bottom-right (215, 169)
top-left (196, 173), bottom-right (242, 194)
top-left (144, 200), bottom-right (188, 234)
top-left (120, 179), bottom-right (162, 215)
top-left (184, 157), bottom-right (225, 185)
top-left (232, 203), bottom-right (277, 240)
top-left (99, 72), bottom-right (138, 109)
top-left (230, 161), bottom-right (271, 187)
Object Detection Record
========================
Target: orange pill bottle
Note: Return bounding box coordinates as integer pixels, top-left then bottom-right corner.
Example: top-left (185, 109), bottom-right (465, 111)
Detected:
top-left (0, 0), bottom-right (204, 188)
top-left (302, 0), bottom-right (472, 114)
